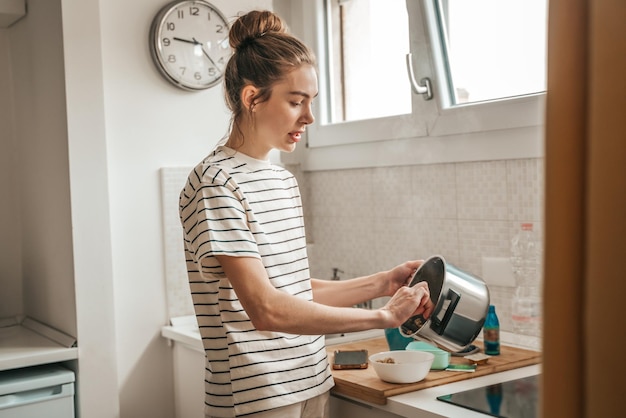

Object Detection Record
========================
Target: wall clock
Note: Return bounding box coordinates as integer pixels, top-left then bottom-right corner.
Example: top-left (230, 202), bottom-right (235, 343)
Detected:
top-left (149, 0), bottom-right (231, 91)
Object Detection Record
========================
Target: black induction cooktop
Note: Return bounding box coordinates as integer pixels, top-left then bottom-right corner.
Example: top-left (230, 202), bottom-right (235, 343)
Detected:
top-left (437, 375), bottom-right (539, 417)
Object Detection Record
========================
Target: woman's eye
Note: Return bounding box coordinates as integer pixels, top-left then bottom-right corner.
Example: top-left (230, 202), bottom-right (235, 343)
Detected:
top-left (291, 101), bottom-right (303, 107)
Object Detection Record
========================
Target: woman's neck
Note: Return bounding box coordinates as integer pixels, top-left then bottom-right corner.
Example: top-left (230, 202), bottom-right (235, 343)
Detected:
top-left (225, 133), bottom-right (270, 161)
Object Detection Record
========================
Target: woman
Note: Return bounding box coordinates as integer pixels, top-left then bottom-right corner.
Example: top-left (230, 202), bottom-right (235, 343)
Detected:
top-left (179, 10), bottom-right (434, 418)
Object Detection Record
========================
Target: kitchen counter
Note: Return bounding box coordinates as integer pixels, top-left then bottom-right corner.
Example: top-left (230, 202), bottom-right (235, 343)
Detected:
top-left (326, 337), bottom-right (541, 405)
top-left (160, 315), bottom-right (384, 350)
top-left (327, 336), bottom-right (541, 417)
top-left (163, 318), bottom-right (542, 417)
top-left (333, 364), bottom-right (541, 418)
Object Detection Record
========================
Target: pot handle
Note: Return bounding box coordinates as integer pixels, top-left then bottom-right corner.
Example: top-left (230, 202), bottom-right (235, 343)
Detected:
top-left (430, 289), bottom-right (461, 335)
top-left (399, 314), bottom-right (427, 338)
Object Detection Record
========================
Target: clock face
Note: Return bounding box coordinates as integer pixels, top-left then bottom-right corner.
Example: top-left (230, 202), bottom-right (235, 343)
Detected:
top-left (150, 0), bottom-right (231, 91)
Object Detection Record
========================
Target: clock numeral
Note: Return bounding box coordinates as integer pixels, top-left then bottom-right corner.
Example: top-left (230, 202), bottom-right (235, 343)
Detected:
top-left (194, 72), bottom-right (202, 81)
top-left (177, 10), bottom-right (184, 19)
top-left (216, 24), bottom-right (225, 34)
top-left (189, 6), bottom-right (199, 16)
top-left (168, 55), bottom-right (176, 63)
top-left (179, 66), bottom-right (186, 75)
top-left (166, 22), bottom-right (175, 31)
top-left (162, 37), bottom-right (171, 47)
top-left (208, 67), bottom-right (217, 77)
top-left (217, 57), bottom-right (225, 65)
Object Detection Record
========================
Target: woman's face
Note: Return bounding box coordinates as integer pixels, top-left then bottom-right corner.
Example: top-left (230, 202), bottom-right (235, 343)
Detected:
top-left (248, 64), bottom-right (318, 158)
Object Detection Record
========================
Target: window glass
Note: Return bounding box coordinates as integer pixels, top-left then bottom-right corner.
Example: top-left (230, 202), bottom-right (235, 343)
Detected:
top-left (325, 0), bottom-right (411, 124)
top-left (297, 0), bottom-right (545, 158)
top-left (436, 0), bottom-right (548, 105)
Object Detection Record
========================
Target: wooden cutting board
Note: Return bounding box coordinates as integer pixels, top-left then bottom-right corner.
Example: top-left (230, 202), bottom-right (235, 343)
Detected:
top-left (326, 337), bottom-right (541, 405)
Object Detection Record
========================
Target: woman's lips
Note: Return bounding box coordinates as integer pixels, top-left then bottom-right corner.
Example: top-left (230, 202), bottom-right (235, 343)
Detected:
top-left (289, 131), bottom-right (303, 142)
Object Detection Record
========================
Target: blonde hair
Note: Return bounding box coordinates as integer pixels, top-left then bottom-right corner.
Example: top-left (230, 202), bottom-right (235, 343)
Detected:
top-left (223, 10), bottom-right (316, 146)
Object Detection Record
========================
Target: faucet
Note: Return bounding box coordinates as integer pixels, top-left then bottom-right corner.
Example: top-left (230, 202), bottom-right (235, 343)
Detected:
top-left (331, 268), bottom-right (344, 281)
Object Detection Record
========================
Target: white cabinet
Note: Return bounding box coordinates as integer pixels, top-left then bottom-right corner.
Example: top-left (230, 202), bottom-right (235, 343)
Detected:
top-left (172, 342), bottom-right (205, 418)
top-left (162, 321), bottom-right (205, 418)
top-left (0, 364), bottom-right (75, 418)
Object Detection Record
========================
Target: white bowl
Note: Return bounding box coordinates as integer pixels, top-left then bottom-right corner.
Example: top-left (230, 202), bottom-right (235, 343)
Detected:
top-left (369, 350), bottom-right (435, 384)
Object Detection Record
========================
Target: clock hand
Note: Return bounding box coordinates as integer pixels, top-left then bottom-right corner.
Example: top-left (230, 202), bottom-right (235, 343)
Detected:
top-left (173, 36), bottom-right (196, 45)
top-left (192, 37), bottom-right (221, 74)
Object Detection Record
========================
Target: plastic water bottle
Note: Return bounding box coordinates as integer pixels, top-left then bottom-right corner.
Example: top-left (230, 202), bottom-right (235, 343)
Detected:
top-left (483, 305), bottom-right (500, 355)
top-left (510, 222), bottom-right (542, 336)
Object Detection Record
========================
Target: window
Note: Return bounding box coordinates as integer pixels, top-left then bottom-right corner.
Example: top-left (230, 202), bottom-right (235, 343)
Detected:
top-left (289, 0), bottom-right (547, 169)
top-left (435, 0), bottom-right (547, 106)
top-left (326, 0), bottom-right (412, 123)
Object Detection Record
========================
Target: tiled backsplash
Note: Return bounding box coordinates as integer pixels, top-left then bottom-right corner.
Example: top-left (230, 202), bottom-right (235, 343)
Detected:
top-left (160, 167), bottom-right (195, 319)
top-left (161, 158), bottom-right (544, 335)
top-left (292, 157), bottom-right (544, 334)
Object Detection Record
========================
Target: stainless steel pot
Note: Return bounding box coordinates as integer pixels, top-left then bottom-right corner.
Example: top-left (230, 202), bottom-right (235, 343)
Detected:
top-left (399, 255), bottom-right (490, 352)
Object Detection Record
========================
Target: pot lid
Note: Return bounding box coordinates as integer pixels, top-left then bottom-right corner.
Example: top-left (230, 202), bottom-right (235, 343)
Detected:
top-left (408, 255), bottom-right (445, 303)
top-left (400, 255), bottom-right (446, 337)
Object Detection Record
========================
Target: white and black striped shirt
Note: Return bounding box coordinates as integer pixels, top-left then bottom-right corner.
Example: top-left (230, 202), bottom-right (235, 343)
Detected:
top-left (179, 146), bottom-right (333, 417)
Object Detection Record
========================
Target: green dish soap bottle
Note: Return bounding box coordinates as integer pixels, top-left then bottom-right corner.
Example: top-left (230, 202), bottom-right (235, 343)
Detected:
top-left (483, 305), bottom-right (500, 355)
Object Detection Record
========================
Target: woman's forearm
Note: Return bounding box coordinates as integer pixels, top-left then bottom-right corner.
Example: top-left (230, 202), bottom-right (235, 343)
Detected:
top-left (310, 273), bottom-right (387, 307)
top-left (218, 254), bottom-right (392, 334)
top-left (253, 289), bottom-right (392, 334)
top-left (255, 281), bottom-right (429, 335)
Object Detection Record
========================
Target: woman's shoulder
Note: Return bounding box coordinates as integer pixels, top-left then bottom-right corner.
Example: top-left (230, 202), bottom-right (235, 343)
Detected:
top-left (188, 147), bottom-right (237, 183)
top-left (178, 149), bottom-right (235, 201)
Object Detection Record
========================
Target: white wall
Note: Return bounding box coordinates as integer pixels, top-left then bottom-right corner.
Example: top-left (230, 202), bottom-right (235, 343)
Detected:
top-left (61, 0), bottom-right (119, 415)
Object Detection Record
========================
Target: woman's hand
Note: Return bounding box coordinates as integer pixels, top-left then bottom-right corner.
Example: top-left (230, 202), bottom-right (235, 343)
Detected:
top-left (380, 281), bottom-right (435, 328)
top-left (381, 260), bottom-right (423, 297)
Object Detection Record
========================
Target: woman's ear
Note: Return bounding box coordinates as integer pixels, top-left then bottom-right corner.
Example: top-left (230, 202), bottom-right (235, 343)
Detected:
top-left (241, 85), bottom-right (258, 111)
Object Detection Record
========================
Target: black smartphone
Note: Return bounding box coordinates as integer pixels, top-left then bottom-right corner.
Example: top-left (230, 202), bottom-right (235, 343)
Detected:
top-left (332, 349), bottom-right (369, 370)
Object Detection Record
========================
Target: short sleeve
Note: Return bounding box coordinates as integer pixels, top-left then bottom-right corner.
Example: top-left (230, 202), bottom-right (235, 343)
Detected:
top-left (180, 169), bottom-right (260, 269)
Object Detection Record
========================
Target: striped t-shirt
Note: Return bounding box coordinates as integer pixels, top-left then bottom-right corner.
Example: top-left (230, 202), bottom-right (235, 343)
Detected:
top-left (179, 146), bottom-right (333, 417)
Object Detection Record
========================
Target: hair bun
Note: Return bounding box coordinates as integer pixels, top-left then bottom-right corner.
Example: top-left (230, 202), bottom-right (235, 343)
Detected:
top-left (230, 10), bottom-right (288, 50)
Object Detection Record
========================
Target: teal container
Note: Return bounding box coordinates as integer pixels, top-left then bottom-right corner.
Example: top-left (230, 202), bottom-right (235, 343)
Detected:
top-left (384, 327), bottom-right (414, 351)
top-left (406, 341), bottom-right (450, 370)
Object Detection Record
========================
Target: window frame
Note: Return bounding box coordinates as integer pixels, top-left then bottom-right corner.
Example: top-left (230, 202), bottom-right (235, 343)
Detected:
top-left (284, 0), bottom-right (545, 170)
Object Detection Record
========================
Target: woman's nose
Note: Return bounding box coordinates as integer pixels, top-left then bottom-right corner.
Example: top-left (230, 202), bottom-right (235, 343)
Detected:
top-left (301, 104), bottom-right (315, 125)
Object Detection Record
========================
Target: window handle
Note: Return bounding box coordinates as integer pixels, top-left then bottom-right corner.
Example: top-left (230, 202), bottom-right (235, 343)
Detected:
top-left (406, 53), bottom-right (433, 100)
